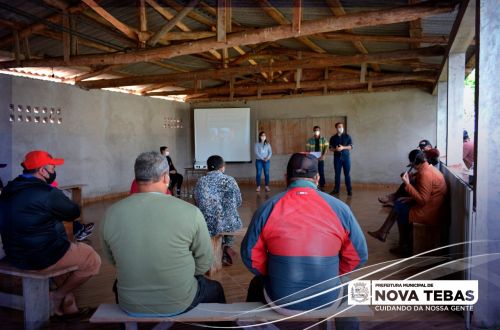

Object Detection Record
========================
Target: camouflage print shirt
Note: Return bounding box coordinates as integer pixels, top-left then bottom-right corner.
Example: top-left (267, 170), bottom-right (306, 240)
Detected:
top-left (194, 170), bottom-right (242, 237)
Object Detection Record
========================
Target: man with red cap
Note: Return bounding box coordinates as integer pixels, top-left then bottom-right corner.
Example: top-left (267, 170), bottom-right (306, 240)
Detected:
top-left (0, 150), bottom-right (101, 317)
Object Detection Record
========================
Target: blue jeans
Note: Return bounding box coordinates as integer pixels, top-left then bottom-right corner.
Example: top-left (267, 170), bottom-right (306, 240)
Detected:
top-left (334, 156), bottom-right (352, 193)
top-left (318, 159), bottom-right (326, 187)
top-left (255, 159), bottom-right (270, 186)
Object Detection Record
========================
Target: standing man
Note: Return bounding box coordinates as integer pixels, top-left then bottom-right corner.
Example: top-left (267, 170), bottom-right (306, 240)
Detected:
top-left (329, 122), bottom-right (353, 196)
top-left (0, 150), bottom-right (101, 316)
top-left (305, 126), bottom-right (329, 191)
top-left (101, 151), bottom-right (225, 316)
top-left (160, 146), bottom-right (183, 197)
top-left (241, 153), bottom-right (367, 329)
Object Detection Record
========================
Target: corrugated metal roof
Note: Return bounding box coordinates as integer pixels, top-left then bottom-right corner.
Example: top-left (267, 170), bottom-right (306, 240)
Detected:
top-left (0, 0), bottom-right (469, 100)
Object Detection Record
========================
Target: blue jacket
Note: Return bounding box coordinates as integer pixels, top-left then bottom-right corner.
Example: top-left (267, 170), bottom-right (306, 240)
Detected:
top-left (241, 180), bottom-right (368, 310)
top-left (0, 175), bottom-right (80, 269)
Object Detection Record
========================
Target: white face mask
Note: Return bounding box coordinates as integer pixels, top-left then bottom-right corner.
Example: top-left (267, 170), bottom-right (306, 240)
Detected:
top-left (314, 131), bottom-right (320, 136)
top-left (165, 151), bottom-right (170, 156)
top-left (260, 136), bottom-right (266, 142)
top-left (337, 127), bottom-right (344, 134)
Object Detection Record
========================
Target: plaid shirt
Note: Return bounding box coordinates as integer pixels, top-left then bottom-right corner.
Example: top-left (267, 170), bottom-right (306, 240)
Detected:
top-left (306, 136), bottom-right (329, 154)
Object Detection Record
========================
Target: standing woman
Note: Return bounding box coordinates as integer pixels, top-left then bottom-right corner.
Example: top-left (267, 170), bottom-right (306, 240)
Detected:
top-left (255, 131), bottom-right (273, 192)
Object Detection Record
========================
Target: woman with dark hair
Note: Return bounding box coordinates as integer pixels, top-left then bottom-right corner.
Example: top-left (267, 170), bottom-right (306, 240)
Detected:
top-left (254, 131), bottom-right (273, 192)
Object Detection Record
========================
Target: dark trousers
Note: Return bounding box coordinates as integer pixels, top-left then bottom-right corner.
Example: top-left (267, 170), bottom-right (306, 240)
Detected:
top-left (334, 156), bottom-right (352, 193)
top-left (246, 276), bottom-right (359, 330)
top-left (113, 275), bottom-right (225, 314)
top-left (169, 173), bottom-right (183, 194)
top-left (318, 160), bottom-right (326, 187)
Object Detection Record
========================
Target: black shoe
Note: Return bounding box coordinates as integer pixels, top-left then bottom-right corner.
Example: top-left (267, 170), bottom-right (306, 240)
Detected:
top-left (330, 190), bottom-right (339, 195)
top-left (348, 191), bottom-right (352, 196)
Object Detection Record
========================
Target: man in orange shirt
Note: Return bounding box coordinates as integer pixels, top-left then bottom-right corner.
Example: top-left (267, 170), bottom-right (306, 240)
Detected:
top-left (393, 150), bottom-right (447, 256)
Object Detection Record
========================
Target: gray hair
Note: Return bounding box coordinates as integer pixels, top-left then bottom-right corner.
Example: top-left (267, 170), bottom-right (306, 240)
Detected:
top-left (134, 151), bottom-right (169, 182)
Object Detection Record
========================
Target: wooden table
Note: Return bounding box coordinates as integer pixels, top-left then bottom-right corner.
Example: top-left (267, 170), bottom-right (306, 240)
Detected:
top-left (183, 168), bottom-right (207, 198)
top-left (59, 184), bottom-right (86, 241)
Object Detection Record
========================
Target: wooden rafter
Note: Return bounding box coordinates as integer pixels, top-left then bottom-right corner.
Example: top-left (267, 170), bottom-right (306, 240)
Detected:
top-left (148, 0), bottom-right (199, 46)
top-left (409, 0), bottom-right (424, 49)
top-left (256, 0), bottom-right (326, 53)
top-left (325, 0), bottom-right (381, 72)
top-left (162, 0), bottom-right (214, 27)
top-left (75, 46), bottom-right (445, 89)
top-left (0, 1), bottom-right (457, 69)
top-left (314, 32), bottom-right (449, 44)
top-left (81, 0), bottom-right (138, 41)
top-left (217, 0), bottom-right (228, 42)
top-left (147, 72), bottom-right (436, 96)
top-left (73, 65), bottom-right (123, 82)
top-left (186, 83), bottom-right (432, 102)
top-left (138, 0), bottom-right (148, 45)
top-left (293, 0), bottom-right (302, 33)
top-left (62, 9), bottom-right (70, 62)
top-left (145, 0), bottom-right (220, 59)
top-left (0, 2), bottom-right (92, 47)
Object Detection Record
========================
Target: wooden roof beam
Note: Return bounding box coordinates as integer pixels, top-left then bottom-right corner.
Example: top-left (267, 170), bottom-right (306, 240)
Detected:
top-left (0, 2), bottom-right (94, 47)
top-left (186, 83), bottom-right (432, 102)
top-left (76, 46), bottom-right (444, 89)
top-left (314, 32), bottom-right (449, 44)
top-left (0, 1), bottom-right (458, 69)
top-left (147, 72), bottom-right (436, 96)
top-left (325, 0), bottom-right (380, 72)
top-left (148, 0), bottom-right (199, 46)
top-left (256, 0), bottom-right (326, 53)
top-left (81, 0), bottom-right (138, 41)
top-left (145, 0), bottom-right (220, 59)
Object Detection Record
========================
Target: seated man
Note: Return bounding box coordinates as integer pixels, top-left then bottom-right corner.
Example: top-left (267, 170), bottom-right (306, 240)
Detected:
top-left (101, 151), bottom-right (225, 316)
top-left (378, 139), bottom-right (440, 207)
top-left (241, 153), bottom-right (368, 329)
top-left (0, 150), bottom-right (101, 316)
top-left (194, 155), bottom-right (243, 266)
top-left (370, 150), bottom-right (447, 257)
top-left (160, 146), bottom-right (183, 197)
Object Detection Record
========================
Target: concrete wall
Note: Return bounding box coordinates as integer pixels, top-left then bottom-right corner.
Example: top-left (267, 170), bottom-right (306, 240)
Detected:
top-left (3, 75), bottom-right (190, 198)
top-left (0, 75), bottom-right (12, 187)
top-left (193, 89), bottom-right (437, 185)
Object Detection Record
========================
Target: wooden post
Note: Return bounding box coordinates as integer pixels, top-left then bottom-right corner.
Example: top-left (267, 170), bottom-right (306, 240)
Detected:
top-left (13, 30), bottom-right (21, 66)
top-left (217, 0), bottom-right (226, 42)
top-left (62, 9), bottom-right (70, 62)
top-left (293, 0), bottom-right (302, 33)
top-left (360, 62), bottom-right (367, 83)
top-left (23, 278), bottom-right (50, 330)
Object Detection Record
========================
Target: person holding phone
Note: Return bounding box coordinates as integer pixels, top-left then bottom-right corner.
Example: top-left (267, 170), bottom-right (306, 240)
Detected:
top-left (329, 123), bottom-right (353, 196)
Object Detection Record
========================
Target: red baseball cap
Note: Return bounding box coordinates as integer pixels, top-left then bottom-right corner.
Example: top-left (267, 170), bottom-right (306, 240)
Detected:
top-left (22, 150), bottom-right (64, 170)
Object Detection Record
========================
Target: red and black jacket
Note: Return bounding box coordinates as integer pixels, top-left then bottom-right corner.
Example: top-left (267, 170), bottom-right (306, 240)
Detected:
top-left (241, 180), bottom-right (368, 310)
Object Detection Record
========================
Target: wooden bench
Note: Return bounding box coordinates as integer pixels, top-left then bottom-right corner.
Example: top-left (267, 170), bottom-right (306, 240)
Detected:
top-left (59, 184), bottom-right (86, 241)
top-left (413, 223), bottom-right (442, 255)
top-left (90, 301), bottom-right (373, 330)
top-left (209, 227), bottom-right (247, 275)
top-left (0, 259), bottom-right (78, 330)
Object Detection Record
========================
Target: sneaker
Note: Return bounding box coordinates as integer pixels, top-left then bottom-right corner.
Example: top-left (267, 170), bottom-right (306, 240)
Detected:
top-left (83, 222), bottom-right (95, 232)
top-left (75, 230), bottom-right (92, 241)
top-left (265, 186), bottom-right (271, 192)
top-left (256, 186), bottom-right (261, 192)
top-left (348, 191), bottom-right (353, 196)
top-left (330, 190), bottom-right (339, 195)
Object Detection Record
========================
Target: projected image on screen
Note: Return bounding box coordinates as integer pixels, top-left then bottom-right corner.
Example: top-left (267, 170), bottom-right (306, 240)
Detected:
top-left (195, 108), bottom-right (251, 163)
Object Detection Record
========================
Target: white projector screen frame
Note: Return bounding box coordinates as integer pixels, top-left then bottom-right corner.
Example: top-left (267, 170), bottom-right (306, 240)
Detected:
top-left (194, 108), bottom-right (251, 163)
